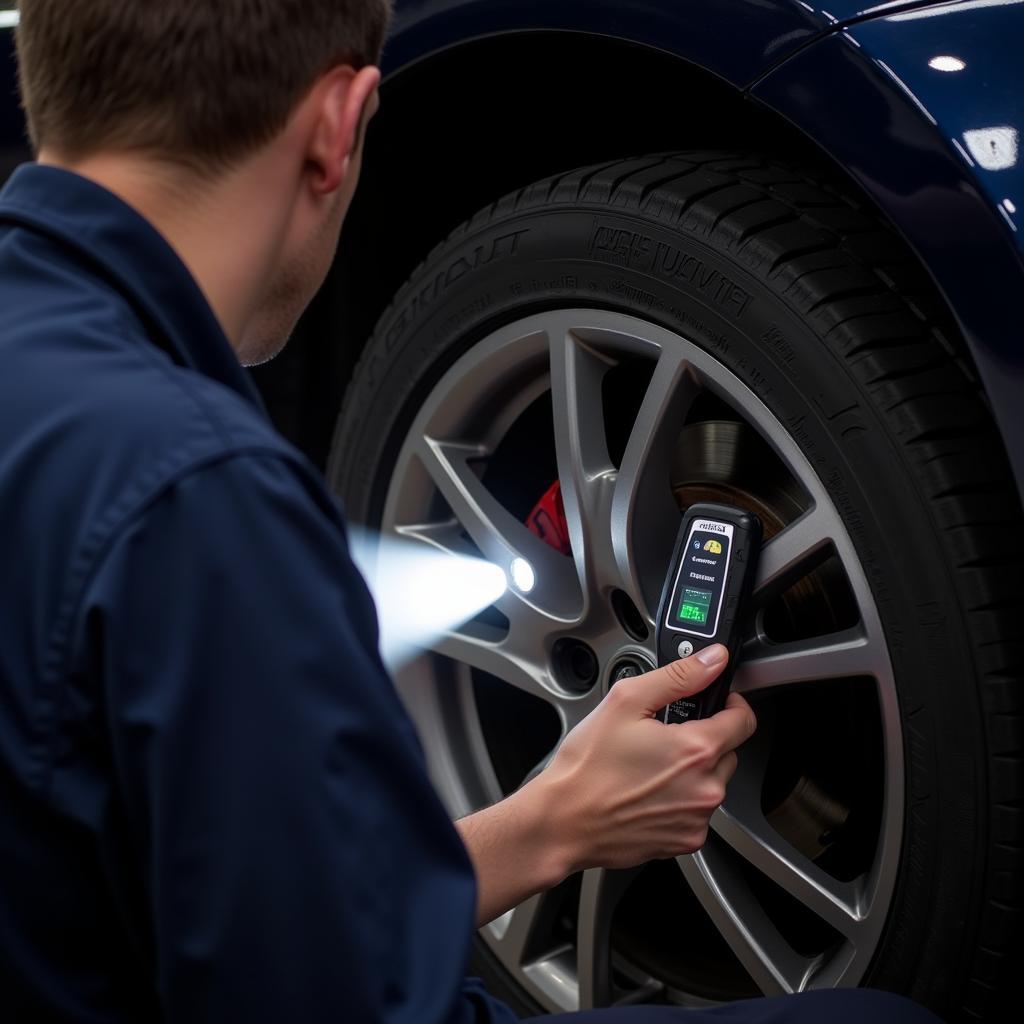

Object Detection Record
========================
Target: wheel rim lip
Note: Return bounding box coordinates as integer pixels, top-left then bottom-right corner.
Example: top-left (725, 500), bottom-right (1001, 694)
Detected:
top-left (378, 308), bottom-right (905, 1010)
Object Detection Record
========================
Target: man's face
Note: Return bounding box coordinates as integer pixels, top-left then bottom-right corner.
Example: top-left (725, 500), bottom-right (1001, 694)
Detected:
top-left (238, 92), bottom-right (376, 368)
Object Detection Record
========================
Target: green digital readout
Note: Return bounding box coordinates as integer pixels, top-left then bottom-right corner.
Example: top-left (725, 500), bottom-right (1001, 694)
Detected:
top-left (677, 588), bottom-right (712, 625)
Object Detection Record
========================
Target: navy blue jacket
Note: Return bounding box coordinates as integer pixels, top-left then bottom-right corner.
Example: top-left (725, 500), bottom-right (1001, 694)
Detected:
top-left (0, 165), bottom-right (515, 1023)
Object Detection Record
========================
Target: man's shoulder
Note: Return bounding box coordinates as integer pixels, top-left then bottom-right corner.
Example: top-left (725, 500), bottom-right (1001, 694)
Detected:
top-left (0, 225), bottom-right (285, 457)
top-left (2, 288), bottom-right (286, 465)
top-left (69, 349), bottom-right (304, 522)
top-left (0, 275), bottom-right (311, 588)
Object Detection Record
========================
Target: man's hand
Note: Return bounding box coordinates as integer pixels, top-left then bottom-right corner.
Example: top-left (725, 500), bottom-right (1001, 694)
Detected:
top-left (456, 645), bottom-right (756, 925)
top-left (536, 644), bottom-right (756, 871)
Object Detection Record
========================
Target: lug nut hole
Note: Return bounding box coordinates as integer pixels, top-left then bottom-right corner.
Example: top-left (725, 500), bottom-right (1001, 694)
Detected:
top-left (612, 589), bottom-right (649, 642)
top-left (553, 638), bottom-right (599, 693)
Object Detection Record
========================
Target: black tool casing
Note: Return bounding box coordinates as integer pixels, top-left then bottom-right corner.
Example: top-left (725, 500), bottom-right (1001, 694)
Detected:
top-left (655, 502), bottom-right (762, 723)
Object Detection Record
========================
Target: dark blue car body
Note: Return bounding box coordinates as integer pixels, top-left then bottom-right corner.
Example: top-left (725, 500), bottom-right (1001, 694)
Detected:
top-left (2, 1), bottom-right (1020, 494)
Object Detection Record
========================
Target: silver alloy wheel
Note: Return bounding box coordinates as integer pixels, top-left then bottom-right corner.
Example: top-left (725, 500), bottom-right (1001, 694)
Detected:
top-left (381, 309), bottom-right (903, 1012)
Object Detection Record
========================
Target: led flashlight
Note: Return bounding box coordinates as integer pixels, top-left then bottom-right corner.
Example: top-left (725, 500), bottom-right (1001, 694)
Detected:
top-left (509, 557), bottom-right (536, 594)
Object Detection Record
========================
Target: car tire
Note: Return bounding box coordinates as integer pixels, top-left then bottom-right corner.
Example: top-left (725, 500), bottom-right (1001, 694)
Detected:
top-left (329, 153), bottom-right (1023, 1020)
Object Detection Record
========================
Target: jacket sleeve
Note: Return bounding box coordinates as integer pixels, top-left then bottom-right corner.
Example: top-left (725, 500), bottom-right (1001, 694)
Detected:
top-left (74, 451), bottom-right (517, 1024)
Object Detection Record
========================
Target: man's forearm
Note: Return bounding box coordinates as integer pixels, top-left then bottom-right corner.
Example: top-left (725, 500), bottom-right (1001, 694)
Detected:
top-left (455, 775), bottom-right (578, 927)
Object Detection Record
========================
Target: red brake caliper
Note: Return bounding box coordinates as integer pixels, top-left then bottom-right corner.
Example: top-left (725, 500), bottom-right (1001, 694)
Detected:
top-left (526, 480), bottom-right (572, 556)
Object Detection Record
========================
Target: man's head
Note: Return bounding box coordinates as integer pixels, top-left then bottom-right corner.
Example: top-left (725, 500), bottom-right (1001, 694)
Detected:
top-left (15, 0), bottom-right (391, 363)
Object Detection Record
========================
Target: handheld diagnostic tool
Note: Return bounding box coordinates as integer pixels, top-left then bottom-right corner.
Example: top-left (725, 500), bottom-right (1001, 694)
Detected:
top-left (656, 502), bottom-right (762, 724)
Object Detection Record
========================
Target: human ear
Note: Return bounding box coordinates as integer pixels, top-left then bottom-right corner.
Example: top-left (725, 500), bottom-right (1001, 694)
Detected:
top-left (307, 65), bottom-right (381, 197)
top-left (352, 82), bottom-right (381, 157)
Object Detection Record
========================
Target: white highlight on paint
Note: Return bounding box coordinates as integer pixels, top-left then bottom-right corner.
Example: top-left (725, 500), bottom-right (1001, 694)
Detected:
top-left (1005, 198), bottom-right (1018, 214)
top-left (963, 127), bottom-right (1019, 170)
top-left (928, 55), bottom-right (966, 72)
top-left (889, 0), bottom-right (1024, 23)
top-left (0, 11), bottom-right (19, 30)
top-left (509, 557), bottom-right (536, 594)
top-left (348, 528), bottom-right (507, 672)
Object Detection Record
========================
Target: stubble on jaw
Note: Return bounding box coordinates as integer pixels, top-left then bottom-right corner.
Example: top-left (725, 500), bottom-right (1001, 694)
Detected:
top-left (238, 190), bottom-right (347, 368)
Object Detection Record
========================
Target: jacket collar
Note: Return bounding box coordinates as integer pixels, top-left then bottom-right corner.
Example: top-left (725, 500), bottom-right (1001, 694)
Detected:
top-left (0, 163), bottom-right (266, 412)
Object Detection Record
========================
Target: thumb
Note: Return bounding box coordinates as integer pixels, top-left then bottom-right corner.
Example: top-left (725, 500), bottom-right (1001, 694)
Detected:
top-left (620, 645), bottom-right (729, 718)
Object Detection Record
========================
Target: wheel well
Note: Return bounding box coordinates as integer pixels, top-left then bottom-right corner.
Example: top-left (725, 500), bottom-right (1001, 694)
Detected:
top-left (251, 30), bottom-right (959, 468)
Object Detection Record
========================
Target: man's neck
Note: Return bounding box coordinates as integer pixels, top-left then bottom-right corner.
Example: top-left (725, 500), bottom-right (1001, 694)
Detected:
top-left (36, 149), bottom-right (291, 353)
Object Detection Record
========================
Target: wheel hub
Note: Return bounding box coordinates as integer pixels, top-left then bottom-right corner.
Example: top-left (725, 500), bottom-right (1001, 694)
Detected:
top-left (608, 652), bottom-right (656, 686)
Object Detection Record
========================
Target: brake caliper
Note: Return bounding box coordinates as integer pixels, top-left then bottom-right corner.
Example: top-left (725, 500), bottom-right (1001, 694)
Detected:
top-left (526, 480), bottom-right (572, 556)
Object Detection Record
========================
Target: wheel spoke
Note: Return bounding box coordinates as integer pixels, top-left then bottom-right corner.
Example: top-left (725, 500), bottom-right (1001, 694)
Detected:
top-left (490, 890), bottom-right (580, 1013)
top-left (452, 669), bottom-right (505, 809)
top-left (711, 807), bottom-right (865, 939)
top-left (679, 843), bottom-right (822, 995)
top-left (433, 628), bottom-right (560, 707)
top-left (576, 868), bottom-right (640, 1009)
top-left (611, 351), bottom-right (702, 617)
top-left (753, 504), bottom-right (836, 602)
top-left (393, 520), bottom-right (482, 561)
top-left (487, 892), bottom-right (546, 968)
top-left (415, 435), bottom-right (579, 617)
top-left (733, 629), bottom-right (877, 695)
top-left (548, 324), bottom-right (618, 599)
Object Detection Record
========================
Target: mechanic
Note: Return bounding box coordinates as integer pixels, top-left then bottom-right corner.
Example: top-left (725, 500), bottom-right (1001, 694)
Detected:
top-left (0, 3), bottom-right (940, 1022)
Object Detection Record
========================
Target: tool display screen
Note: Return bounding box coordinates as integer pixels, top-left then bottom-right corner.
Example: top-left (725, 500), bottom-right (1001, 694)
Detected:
top-left (677, 588), bottom-right (712, 625)
top-left (665, 519), bottom-right (735, 638)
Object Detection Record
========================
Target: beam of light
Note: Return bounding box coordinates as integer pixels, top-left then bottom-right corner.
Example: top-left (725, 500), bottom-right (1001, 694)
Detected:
top-left (348, 528), bottom-right (508, 672)
top-left (0, 11), bottom-right (19, 30)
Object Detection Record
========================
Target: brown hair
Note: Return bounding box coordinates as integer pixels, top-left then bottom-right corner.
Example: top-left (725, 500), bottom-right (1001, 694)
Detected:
top-left (15, 0), bottom-right (392, 167)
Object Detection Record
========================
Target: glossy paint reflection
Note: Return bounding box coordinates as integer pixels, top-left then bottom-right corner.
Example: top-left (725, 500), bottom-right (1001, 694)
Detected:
top-left (851, 1), bottom-right (1024, 232)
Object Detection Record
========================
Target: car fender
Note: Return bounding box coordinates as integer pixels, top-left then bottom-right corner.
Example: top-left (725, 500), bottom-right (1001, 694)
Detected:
top-left (386, 0), bottom-right (955, 87)
top-left (751, 1), bottom-right (1024, 501)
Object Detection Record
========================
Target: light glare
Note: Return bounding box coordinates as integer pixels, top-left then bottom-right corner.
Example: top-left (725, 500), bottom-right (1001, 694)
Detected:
top-left (928, 55), bottom-right (966, 72)
top-left (963, 126), bottom-right (1019, 170)
top-left (349, 529), bottom-right (507, 671)
top-left (510, 557), bottom-right (536, 594)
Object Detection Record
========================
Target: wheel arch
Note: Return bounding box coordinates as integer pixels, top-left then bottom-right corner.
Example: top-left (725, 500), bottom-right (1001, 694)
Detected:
top-left (265, 20), bottom-right (1020, 511)
top-left (258, 28), bottom-right (806, 465)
